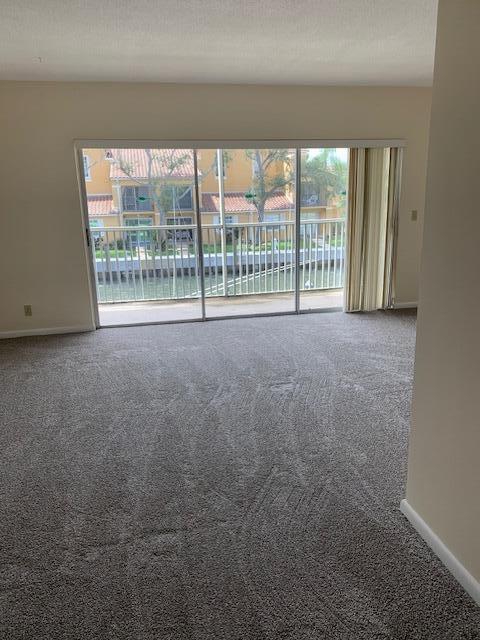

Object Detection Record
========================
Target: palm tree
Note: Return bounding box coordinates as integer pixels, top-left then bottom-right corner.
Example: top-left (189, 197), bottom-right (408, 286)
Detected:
top-left (301, 149), bottom-right (347, 207)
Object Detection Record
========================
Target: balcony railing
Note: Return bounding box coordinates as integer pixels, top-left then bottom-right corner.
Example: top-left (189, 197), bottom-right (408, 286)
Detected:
top-left (90, 219), bottom-right (346, 303)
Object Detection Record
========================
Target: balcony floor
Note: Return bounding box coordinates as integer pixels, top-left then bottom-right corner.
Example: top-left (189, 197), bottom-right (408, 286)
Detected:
top-left (98, 290), bottom-right (343, 326)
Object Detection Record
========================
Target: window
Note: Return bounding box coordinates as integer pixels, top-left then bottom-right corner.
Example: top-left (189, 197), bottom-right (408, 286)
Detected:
top-left (83, 155), bottom-right (91, 181)
top-left (300, 183), bottom-right (323, 206)
top-left (167, 217), bottom-right (193, 242)
top-left (166, 217), bottom-right (193, 226)
top-left (124, 216), bottom-right (153, 245)
top-left (124, 217), bottom-right (153, 227)
top-left (163, 185), bottom-right (193, 211)
top-left (122, 186), bottom-right (152, 212)
top-left (300, 211), bottom-right (321, 221)
top-left (213, 215), bottom-right (238, 225)
top-left (89, 218), bottom-right (104, 241)
top-left (78, 145), bottom-right (355, 320)
top-left (211, 215), bottom-right (239, 242)
top-left (265, 213), bottom-right (281, 222)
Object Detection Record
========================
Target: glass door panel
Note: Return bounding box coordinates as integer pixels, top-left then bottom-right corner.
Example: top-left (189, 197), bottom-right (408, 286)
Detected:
top-left (200, 148), bottom-right (297, 318)
top-left (299, 148), bottom-right (348, 311)
top-left (81, 145), bottom-right (350, 326)
top-left (82, 147), bottom-right (203, 325)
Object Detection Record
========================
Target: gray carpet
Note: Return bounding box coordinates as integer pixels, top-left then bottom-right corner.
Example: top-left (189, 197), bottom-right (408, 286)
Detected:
top-left (1, 311), bottom-right (479, 639)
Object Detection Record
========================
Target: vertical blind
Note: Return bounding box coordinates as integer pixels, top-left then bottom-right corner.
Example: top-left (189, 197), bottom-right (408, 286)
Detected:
top-left (344, 147), bottom-right (403, 312)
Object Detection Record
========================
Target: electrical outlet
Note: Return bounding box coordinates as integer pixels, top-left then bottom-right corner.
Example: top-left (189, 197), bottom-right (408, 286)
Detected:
top-left (411, 209), bottom-right (418, 221)
top-left (24, 304), bottom-right (32, 317)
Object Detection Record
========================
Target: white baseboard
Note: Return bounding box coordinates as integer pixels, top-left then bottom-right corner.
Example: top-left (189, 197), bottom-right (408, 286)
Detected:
top-left (394, 301), bottom-right (418, 309)
top-left (0, 325), bottom-right (94, 339)
top-left (400, 499), bottom-right (480, 606)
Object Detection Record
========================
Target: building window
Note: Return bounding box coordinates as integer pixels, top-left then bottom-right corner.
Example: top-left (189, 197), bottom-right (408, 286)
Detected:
top-left (124, 216), bottom-right (153, 226)
top-left (122, 185), bottom-right (193, 213)
top-left (166, 217), bottom-right (193, 226)
top-left (213, 215), bottom-right (238, 224)
top-left (83, 155), bottom-right (91, 181)
top-left (265, 213), bottom-right (281, 222)
top-left (124, 216), bottom-right (154, 245)
top-left (89, 218), bottom-right (104, 237)
top-left (166, 217), bottom-right (193, 242)
top-left (300, 184), bottom-right (324, 206)
top-left (163, 185), bottom-right (193, 211)
top-left (300, 211), bottom-right (321, 221)
top-left (89, 218), bottom-right (104, 244)
top-left (122, 186), bottom-right (152, 212)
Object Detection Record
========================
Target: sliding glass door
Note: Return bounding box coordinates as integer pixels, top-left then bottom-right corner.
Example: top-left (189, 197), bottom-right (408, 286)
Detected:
top-left (299, 148), bottom-right (348, 311)
top-left (199, 148), bottom-right (296, 318)
top-left (80, 144), bottom-right (348, 327)
top-left (81, 148), bottom-right (203, 326)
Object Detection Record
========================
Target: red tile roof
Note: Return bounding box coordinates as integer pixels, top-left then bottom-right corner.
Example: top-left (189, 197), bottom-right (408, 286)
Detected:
top-left (87, 191), bottom-right (293, 217)
top-left (87, 194), bottom-right (117, 216)
top-left (202, 192), bottom-right (293, 213)
top-left (109, 149), bottom-right (195, 180)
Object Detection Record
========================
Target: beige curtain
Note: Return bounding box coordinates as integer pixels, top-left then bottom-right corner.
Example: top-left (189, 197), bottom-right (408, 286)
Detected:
top-left (382, 148), bottom-right (403, 309)
top-left (344, 147), bottom-right (403, 312)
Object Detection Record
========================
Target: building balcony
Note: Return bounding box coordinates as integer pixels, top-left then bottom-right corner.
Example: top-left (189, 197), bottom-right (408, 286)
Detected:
top-left (90, 218), bottom-right (345, 325)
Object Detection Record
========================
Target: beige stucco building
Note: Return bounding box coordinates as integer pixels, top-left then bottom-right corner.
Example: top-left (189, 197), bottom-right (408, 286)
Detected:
top-left (84, 148), bottom-right (344, 235)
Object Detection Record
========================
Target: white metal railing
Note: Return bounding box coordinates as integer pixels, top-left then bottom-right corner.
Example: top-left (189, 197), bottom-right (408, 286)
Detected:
top-left (91, 219), bottom-right (345, 304)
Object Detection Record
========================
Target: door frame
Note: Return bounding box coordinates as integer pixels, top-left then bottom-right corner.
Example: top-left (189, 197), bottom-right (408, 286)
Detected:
top-left (75, 145), bottom-right (100, 329)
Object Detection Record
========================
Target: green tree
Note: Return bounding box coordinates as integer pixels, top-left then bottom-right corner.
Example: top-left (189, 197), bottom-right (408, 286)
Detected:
top-left (115, 148), bottom-right (193, 227)
top-left (113, 149), bottom-right (228, 250)
top-left (301, 149), bottom-right (347, 207)
top-left (115, 149), bottom-right (232, 224)
top-left (245, 149), bottom-right (294, 222)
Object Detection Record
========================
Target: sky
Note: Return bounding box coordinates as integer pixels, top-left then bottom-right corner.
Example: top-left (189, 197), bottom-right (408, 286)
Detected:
top-left (306, 148), bottom-right (348, 163)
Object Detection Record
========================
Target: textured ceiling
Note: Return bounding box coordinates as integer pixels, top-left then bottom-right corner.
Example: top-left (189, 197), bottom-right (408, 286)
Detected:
top-left (0, 0), bottom-right (438, 85)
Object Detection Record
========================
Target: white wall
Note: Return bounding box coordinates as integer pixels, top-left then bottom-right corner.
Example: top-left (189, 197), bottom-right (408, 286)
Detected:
top-left (405, 0), bottom-right (480, 583)
top-left (0, 83), bottom-right (430, 334)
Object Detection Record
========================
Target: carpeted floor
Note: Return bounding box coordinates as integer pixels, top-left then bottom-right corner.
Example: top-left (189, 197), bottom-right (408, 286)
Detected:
top-left (0, 310), bottom-right (479, 639)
